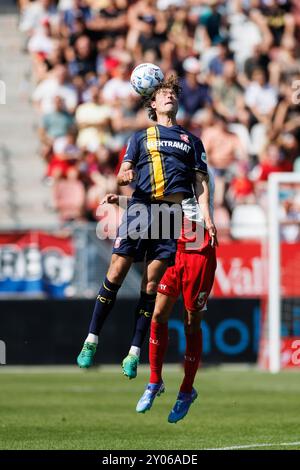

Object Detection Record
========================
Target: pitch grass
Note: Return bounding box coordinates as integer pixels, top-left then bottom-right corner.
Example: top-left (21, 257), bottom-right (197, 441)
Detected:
top-left (0, 366), bottom-right (300, 450)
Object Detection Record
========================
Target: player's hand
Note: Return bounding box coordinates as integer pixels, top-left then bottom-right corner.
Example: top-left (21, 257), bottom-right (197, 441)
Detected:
top-left (122, 169), bottom-right (136, 184)
top-left (206, 222), bottom-right (218, 247)
top-left (100, 194), bottom-right (119, 205)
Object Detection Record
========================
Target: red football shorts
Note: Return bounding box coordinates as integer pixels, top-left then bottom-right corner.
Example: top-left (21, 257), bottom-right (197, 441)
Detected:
top-left (157, 235), bottom-right (217, 312)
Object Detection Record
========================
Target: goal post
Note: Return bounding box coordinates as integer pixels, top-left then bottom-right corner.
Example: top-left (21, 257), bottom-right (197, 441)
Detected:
top-left (268, 172), bottom-right (300, 373)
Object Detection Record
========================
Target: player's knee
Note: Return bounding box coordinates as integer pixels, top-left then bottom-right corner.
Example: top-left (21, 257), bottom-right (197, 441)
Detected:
top-left (107, 258), bottom-right (129, 284)
top-left (184, 310), bottom-right (202, 334)
top-left (107, 271), bottom-right (122, 285)
top-left (107, 265), bottom-right (123, 284)
top-left (152, 307), bottom-right (168, 323)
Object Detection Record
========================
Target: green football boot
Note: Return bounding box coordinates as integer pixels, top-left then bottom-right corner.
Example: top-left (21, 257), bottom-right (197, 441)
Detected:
top-left (77, 342), bottom-right (97, 368)
top-left (122, 354), bottom-right (139, 379)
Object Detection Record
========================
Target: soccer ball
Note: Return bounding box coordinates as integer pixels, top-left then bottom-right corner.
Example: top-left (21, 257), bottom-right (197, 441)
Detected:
top-left (130, 63), bottom-right (164, 97)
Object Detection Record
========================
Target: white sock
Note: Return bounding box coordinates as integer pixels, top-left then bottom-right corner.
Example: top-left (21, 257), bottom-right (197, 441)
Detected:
top-left (86, 333), bottom-right (98, 344)
top-left (129, 346), bottom-right (140, 358)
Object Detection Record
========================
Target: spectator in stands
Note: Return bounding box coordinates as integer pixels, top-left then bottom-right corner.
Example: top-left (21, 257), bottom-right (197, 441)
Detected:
top-left (85, 145), bottom-right (119, 221)
top-left (60, 0), bottom-right (92, 37)
top-left (102, 61), bottom-right (134, 103)
top-left (261, 0), bottom-right (295, 48)
top-left (33, 43), bottom-right (66, 83)
top-left (202, 114), bottom-right (248, 170)
top-left (278, 132), bottom-right (300, 168)
top-left (212, 59), bottom-right (248, 125)
top-left (202, 113), bottom-right (248, 206)
top-left (67, 15), bottom-right (89, 48)
top-left (87, 0), bottom-right (128, 40)
top-left (179, 57), bottom-right (212, 122)
top-left (209, 37), bottom-right (233, 77)
top-left (198, 0), bottom-right (224, 47)
top-left (227, 162), bottom-right (256, 209)
top-left (68, 35), bottom-right (98, 77)
top-left (21, 0), bottom-right (299, 236)
top-left (27, 17), bottom-right (55, 58)
top-left (229, 3), bottom-right (272, 69)
top-left (75, 86), bottom-right (112, 150)
top-left (252, 142), bottom-right (293, 184)
top-left (245, 66), bottom-right (278, 155)
top-left (135, 14), bottom-right (166, 60)
top-left (53, 166), bottom-right (86, 222)
top-left (40, 95), bottom-right (75, 141)
top-left (33, 63), bottom-right (78, 114)
top-left (19, 0), bottom-right (59, 37)
top-left (39, 95), bottom-right (75, 160)
top-left (127, 0), bottom-right (165, 52)
top-left (48, 130), bottom-right (82, 179)
top-left (245, 67), bottom-right (278, 126)
top-left (243, 44), bottom-right (270, 84)
top-left (272, 79), bottom-right (300, 140)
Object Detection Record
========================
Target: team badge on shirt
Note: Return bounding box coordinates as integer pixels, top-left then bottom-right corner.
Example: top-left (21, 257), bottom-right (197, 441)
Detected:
top-left (180, 134), bottom-right (190, 143)
top-left (197, 291), bottom-right (207, 309)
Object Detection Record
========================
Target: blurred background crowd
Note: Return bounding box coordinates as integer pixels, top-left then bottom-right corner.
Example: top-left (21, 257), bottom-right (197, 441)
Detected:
top-left (17, 0), bottom-right (300, 240)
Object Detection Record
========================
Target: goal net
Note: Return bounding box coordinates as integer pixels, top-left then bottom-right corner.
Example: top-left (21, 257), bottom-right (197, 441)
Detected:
top-left (258, 173), bottom-right (300, 373)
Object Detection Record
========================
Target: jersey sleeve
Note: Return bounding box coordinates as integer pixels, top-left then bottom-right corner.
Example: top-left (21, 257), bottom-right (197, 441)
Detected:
top-left (192, 137), bottom-right (208, 174)
top-left (122, 133), bottom-right (139, 165)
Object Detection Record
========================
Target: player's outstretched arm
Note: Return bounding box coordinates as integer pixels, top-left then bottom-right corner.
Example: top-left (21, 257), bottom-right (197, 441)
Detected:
top-left (117, 162), bottom-right (137, 186)
top-left (194, 172), bottom-right (218, 247)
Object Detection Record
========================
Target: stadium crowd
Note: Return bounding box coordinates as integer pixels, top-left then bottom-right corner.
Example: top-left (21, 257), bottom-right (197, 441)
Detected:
top-left (18, 0), bottom-right (300, 238)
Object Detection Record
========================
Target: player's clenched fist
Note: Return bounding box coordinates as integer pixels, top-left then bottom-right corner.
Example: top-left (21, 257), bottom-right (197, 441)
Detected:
top-left (123, 169), bottom-right (136, 183)
top-left (120, 169), bottom-right (136, 185)
top-left (117, 161), bottom-right (137, 186)
top-left (206, 222), bottom-right (218, 247)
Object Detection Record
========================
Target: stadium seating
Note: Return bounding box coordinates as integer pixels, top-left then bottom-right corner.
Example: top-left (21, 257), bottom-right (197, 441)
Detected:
top-left (0, 6), bottom-right (59, 228)
top-left (1, 0), bottom-right (299, 238)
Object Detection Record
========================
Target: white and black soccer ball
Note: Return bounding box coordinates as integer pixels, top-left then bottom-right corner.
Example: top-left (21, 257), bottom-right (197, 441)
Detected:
top-left (130, 63), bottom-right (164, 97)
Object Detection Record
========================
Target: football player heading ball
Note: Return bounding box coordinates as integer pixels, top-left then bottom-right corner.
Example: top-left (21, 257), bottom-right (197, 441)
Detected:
top-left (77, 72), bottom-right (217, 422)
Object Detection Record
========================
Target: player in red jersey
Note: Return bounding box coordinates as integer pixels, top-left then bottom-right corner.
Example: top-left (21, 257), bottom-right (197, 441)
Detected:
top-left (136, 168), bottom-right (217, 422)
top-left (102, 168), bottom-right (217, 422)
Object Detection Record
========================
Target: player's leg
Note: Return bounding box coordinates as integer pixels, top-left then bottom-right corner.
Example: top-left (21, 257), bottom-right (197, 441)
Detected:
top-left (77, 254), bottom-right (133, 368)
top-left (149, 292), bottom-right (176, 384)
top-left (168, 248), bottom-right (216, 423)
top-left (168, 308), bottom-right (203, 424)
top-left (179, 246), bottom-right (216, 395)
top-left (136, 292), bottom-right (176, 413)
top-left (123, 259), bottom-right (169, 379)
top-left (181, 309), bottom-right (203, 394)
top-left (122, 268), bottom-right (153, 379)
top-left (135, 203), bottom-right (181, 408)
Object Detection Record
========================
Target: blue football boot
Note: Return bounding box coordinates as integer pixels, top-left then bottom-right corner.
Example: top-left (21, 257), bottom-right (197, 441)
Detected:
top-left (168, 388), bottom-right (198, 423)
top-left (136, 382), bottom-right (165, 413)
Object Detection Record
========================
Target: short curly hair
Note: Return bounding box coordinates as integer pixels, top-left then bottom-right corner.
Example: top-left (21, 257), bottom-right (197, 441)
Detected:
top-left (143, 75), bottom-right (181, 122)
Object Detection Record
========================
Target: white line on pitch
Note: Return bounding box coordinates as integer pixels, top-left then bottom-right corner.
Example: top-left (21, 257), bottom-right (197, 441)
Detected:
top-left (206, 441), bottom-right (300, 450)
